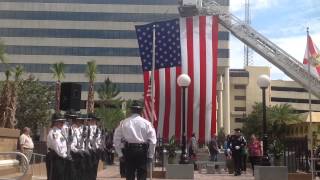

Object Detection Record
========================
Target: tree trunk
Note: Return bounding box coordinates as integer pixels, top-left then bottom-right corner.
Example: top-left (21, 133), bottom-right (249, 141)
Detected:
top-left (87, 81), bottom-right (94, 114)
top-left (0, 81), bottom-right (12, 128)
top-left (55, 81), bottom-right (61, 113)
top-left (6, 82), bottom-right (17, 128)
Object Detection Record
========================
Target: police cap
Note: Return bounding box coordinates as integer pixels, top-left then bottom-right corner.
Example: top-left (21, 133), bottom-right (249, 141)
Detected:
top-left (234, 128), bottom-right (241, 132)
top-left (130, 100), bottom-right (144, 110)
top-left (88, 113), bottom-right (101, 121)
top-left (51, 113), bottom-right (66, 122)
top-left (64, 110), bottom-right (78, 119)
top-left (76, 114), bottom-right (88, 121)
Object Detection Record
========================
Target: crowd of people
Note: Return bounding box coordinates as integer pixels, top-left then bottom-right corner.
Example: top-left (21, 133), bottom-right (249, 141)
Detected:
top-left (187, 128), bottom-right (263, 176)
top-left (20, 100), bottom-right (264, 179)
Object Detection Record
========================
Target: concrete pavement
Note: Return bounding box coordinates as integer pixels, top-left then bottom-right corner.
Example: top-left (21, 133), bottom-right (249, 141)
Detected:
top-left (97, 164), bottom-right (254, 180)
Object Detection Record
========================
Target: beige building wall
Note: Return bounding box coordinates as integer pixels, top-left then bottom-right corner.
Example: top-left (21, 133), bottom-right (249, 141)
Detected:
top-left (229, 66), bottom-right (270, 131)
top-left (229, 66), bottom-right (320, 132)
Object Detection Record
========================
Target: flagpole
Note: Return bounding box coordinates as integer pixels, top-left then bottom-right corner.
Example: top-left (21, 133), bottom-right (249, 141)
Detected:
top-left (307, 27), bottom-right (314, 180)
top-left (149, 24), bottom-right (156, 180)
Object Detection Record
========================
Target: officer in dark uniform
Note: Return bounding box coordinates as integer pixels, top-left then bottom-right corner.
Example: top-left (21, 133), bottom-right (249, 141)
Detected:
top-left (229, 128), bottom-right (247, 176)
top-left (114, 101), bottom-right (157, 180)
top-left (46, 113), bottom-right (68, 180)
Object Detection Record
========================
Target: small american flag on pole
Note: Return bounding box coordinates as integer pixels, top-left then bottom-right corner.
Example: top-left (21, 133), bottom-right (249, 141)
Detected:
top-left (143, 79), bottom-right (157, 123)
top-left (136, 16), bottom-right (219, 143)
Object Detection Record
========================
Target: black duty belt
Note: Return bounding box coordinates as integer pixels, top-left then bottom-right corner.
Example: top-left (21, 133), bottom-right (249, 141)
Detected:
top-left (125, 143), bottom-right (148, 148)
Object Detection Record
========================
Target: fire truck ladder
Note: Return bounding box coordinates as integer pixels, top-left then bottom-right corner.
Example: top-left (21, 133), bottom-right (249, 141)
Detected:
top-left (200, 0), bottom-right (320, 98)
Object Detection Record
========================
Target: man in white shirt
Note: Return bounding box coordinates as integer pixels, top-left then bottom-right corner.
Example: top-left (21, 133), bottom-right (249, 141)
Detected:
top-left (114, 101), bottom-right (157, 180)
top-left (19, 127), bottom-right (34, 172)
top-left (19, 127), bottom-right (34, 162)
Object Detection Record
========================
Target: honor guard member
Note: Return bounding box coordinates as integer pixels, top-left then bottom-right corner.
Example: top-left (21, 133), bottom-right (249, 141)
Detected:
top-left (229, 128), bottom-right (247, 176)
top-left (114, 101), bottom-right (157, 180)
top-left (75, 114), bottom-right (91, 180)
top-left (46, 113), bottom-right (68, 180)
top-left (88, 113), bottom-right (102, 180)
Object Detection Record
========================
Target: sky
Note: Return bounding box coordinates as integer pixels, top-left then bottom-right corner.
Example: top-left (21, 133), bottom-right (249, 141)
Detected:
top-left (229, 0), bottom-right (320, 80)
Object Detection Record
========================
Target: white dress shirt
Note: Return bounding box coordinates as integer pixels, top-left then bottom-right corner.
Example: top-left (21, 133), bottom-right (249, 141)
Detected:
top-left (114, 114), bottom-right (157, 158)
top-left (20, 134), bottom-right (34, 149)
top-left (47, 127), bottom-right (67, 158)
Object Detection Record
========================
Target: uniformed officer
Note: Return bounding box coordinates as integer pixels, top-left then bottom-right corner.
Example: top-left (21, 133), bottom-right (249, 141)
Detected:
top-left (88, 113), bottom-right (102, 180)
top-left (46, 113), bottom-right (68, 180)
top-left (114, 101), bottom-right (157, 180)
top-left (229, 128), bottom-right (247, 176)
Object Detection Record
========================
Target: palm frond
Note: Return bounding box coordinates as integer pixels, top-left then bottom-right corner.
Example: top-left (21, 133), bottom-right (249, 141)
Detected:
top-left (5, 69), bottom-right (11, 81)
top-left (14, 65), bottom-right (24, 81)
top-left (50, 62), bottom-right (65, 81)
top-left (0, 41), bottom-right (7, 63)
top-left (86, 60), bottom-right (97, 81)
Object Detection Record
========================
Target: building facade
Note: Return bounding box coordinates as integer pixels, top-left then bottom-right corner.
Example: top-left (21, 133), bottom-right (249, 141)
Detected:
top-left (228, 66), bottom-right (320, 132)
top-left (0, 0), bottom-right (231, 124)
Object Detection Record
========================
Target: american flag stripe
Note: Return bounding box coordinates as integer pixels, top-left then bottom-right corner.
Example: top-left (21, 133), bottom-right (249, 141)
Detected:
top-left (163, 68), bottom-right (171, 141)
top-left (154, 71), bottom-right (160, 130)
top-left (186, 17), bottom-right (195, 139)
top-left (169, 68), bottom-right (177, 138)
top-left (175, 67), bottom-right (182, 141)
top-left (199, 16), bottom-right (207, 142)
top-left (137, 16), bottom-right (218, 143)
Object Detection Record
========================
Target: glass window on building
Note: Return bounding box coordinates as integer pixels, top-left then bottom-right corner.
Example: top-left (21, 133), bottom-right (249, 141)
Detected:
top-left (234, 85), bottom-right (246, 89)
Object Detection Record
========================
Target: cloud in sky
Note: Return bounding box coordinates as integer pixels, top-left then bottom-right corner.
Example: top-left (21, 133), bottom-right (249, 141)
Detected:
top-left (229, 0), bottom-right (320, 80)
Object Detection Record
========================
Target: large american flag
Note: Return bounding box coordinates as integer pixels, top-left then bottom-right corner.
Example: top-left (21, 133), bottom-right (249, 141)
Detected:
top-left (136, 16), bottom-right (218, 143)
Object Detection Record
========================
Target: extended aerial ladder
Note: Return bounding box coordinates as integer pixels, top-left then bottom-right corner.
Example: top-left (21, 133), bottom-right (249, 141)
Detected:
top-left (180, 0), bottom-right (320, 98)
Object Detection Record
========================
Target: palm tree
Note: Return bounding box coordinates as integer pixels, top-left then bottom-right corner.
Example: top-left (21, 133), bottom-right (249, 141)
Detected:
top-left (0, 69), bottom-right (12, 127)
top-left (269, 104), bottom-right (301, 139)
top-left (95, 78), bottom-right (124, 130)
top-left (7, 66), bottom-right (24, 128)
top-left (50, 62), bottom-right (65, 113)
top-left (85, 60), bottom-right (98, 114)
top-left (97, 77), bottom-right (121, 107)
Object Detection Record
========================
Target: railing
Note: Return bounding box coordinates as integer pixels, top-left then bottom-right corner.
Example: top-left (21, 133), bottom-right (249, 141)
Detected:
top-left (283, 137), bottom-right (310, 173)
top-left (0, 152), bottom-right (29, 180)
top-left (30, 153), bottom-right (46, 178)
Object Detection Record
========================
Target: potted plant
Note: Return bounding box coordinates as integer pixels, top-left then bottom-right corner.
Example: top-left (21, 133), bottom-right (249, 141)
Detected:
top-left (270, 139), bottom-right (284, 166)
top-left (166, 136), bottom-right (178, 164)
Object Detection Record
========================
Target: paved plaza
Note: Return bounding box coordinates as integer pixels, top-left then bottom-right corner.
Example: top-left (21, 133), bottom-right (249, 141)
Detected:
top-left (97, 164), bottom-right (254, 180)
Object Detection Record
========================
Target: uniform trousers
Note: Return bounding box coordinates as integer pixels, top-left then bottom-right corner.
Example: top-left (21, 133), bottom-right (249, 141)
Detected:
top-left (46, 150), bottom-right (66, 180)
top-left (232, 150), bottom-right (242, 175)
top-left (124, 144), bottom-right (148, 180)
top-left (120, 149), bottom-right (126, 178)
top-left (90, 149), bottom-right (100, 180)
top-left (71, 152), bottom-right (84, 180)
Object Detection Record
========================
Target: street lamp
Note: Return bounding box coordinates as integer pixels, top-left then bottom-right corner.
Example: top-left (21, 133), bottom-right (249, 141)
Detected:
top-left (177, 74), bottom-right (191, 164)
top-left (257, 74), bottom-right (271, 166)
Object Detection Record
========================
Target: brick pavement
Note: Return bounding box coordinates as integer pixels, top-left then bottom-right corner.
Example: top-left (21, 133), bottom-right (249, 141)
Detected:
top-left (97, 164), bottom-right (254, 180)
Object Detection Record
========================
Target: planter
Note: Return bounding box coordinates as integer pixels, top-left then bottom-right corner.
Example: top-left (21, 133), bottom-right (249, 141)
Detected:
top-left (0, 128), bottom-right (21, 177)
top-left (0, 128), bottom-right (20, 160)
top-left (288, 173), bottom-right (311, 180)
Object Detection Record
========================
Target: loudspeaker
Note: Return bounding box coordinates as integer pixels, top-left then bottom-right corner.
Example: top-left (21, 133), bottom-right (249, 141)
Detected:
top-left (60, 83), bottom-right (82, 111)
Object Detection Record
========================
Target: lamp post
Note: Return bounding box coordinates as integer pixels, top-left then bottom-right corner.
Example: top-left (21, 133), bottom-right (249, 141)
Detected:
top-left (257, 74), bottom-right (271, 166)
top-left (177, 74), bottom-right (191, 164)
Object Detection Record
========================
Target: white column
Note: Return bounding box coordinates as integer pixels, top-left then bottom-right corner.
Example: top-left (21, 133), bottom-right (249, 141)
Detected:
top-left (217, 75), bottom-right (223, 130)
top-left (223, 67), bottom-right (230, 134)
